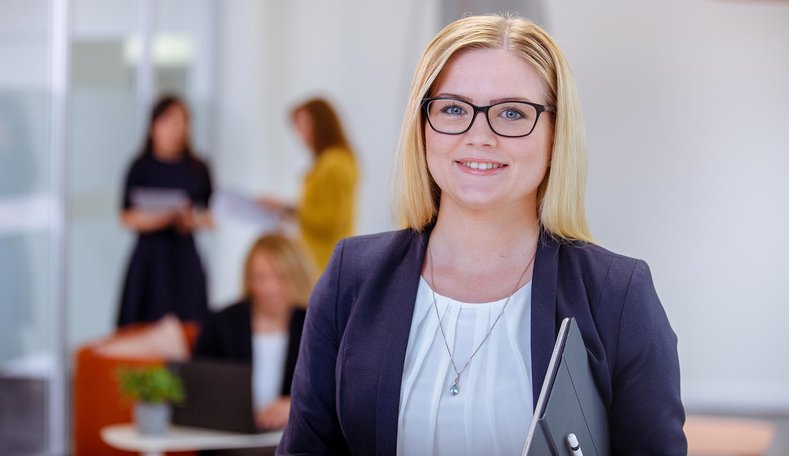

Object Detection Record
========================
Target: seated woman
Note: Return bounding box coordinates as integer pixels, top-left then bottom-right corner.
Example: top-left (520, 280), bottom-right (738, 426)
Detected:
top-left (194, 233), bottom-right (316, 430)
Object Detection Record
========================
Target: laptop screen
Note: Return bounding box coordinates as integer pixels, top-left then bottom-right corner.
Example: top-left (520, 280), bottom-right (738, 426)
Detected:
top-left (168, 359), bottom-right (258, 434)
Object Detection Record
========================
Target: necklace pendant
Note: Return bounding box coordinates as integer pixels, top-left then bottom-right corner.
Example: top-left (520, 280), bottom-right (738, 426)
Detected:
top-left (449, 375), bottom-right (460, 396)
top-left (449, 383), bottom-right (459, 396)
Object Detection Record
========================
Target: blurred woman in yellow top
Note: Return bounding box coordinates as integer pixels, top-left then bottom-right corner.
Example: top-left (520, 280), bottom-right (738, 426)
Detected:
top-left (261, 98), bottom-right (358, 271)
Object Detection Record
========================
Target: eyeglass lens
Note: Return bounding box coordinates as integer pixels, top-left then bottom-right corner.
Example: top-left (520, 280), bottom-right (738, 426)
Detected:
top-left (426, 99), bottom-right (540, 137)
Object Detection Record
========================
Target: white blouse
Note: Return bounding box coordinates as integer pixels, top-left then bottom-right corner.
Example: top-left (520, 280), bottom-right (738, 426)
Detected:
top-left (252, 332), bottom-right (288, 409)
top-left (397, 277), bottom-right (533, 456)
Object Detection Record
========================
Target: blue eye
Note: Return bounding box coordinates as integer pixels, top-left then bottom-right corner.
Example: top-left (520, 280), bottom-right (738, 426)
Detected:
top-left (501, 108), bottom-right (525, 120)
top-left (441, 104), bottom-right (466, 116)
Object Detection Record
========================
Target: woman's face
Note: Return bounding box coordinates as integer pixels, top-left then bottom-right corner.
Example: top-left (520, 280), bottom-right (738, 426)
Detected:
top-left (292, 109), bottom-right (315, 152)
top-left (152, 103), bottom-right (189, 158)
top-left (425, 48), bottom-right (553, 215)
top-left (248, 251), bottom-right (290, 315)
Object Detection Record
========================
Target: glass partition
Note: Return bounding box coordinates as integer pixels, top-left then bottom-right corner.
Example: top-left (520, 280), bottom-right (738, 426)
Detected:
top-left (0, 0), bottom-right (218, 452)
top-left (0, 0), bottom-right (58, 453)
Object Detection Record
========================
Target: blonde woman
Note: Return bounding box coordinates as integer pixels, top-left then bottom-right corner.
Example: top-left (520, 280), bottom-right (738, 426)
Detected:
top-left (194, 233), bottom-right (316, 430)
top-left (278, 14), bottom-right (686, 455)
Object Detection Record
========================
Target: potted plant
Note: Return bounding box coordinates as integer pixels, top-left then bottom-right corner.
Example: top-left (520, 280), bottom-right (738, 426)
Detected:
top-left (118, 366), bottom-right (184, 435)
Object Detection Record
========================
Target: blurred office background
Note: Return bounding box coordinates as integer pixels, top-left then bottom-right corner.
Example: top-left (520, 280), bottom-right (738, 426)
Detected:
top-left (0, 0), bottom-right (787, 454)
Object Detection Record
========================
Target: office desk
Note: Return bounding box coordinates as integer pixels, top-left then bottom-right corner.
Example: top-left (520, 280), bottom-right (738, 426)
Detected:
top-left (101, 424), bottom-right (282, 456)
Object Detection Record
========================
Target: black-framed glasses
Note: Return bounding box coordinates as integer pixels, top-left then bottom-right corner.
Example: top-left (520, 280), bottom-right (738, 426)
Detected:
top-left (422, 97), bottom-right (555, 138)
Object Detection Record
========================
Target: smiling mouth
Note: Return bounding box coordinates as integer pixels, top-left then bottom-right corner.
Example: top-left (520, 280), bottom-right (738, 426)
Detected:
top-left (457, 161), bottom-right (506, 170)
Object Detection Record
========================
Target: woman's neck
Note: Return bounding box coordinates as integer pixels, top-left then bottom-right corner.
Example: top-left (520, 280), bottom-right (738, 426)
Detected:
top-left (250, 300), bottom-right (289, 334)
top-left (425, 200), bottom-right (540, 302)
top-left (431, 200), bottom-right (539, 263)
top-left (151, 147), bottom-right (184, 163)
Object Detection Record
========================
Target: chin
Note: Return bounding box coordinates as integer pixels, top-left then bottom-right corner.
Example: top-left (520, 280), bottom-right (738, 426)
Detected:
top-left (446, 188), bottom-right (532, 213)
top-left (454, 194), bottom-right (506, 210)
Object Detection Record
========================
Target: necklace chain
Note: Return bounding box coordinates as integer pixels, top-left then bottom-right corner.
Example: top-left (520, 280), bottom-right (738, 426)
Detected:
top-left (429, 244), bottom-right (536, 396)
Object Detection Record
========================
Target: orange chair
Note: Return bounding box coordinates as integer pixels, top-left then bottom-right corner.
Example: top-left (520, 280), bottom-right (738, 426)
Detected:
top-left (72, 321), bottom-right (199, 455)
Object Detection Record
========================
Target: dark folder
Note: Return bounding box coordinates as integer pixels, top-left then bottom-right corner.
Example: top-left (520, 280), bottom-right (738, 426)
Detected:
top-left (522, 318), bottom-right (610, 456)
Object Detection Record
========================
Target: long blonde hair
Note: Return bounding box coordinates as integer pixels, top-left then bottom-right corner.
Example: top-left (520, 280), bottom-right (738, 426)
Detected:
top-left (241, 233), bottom-right (318, 309)
top-left (395, 14), bottom-right (592, 242)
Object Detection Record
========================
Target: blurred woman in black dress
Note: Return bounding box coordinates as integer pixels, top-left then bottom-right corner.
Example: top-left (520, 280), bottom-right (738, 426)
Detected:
top-left (117, 95), bottom-right (213, 327)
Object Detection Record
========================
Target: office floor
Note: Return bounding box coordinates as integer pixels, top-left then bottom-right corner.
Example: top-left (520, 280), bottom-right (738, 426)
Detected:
top-left (0, 376), bottom-right (47, 456)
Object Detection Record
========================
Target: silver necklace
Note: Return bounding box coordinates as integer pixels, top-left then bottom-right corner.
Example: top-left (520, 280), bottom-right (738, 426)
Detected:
top-left (428, 245), bottom-right (536, 397)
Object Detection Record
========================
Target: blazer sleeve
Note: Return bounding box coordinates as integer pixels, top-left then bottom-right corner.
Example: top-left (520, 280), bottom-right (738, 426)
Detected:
top-left (276, 241), bottom-right (350, 455)
top-left (609, 260), bottom-right (687, 455)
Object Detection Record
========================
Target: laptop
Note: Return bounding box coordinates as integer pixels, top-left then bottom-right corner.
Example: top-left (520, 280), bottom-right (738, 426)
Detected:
top-left (522, 318), bottom-right (610, 456)
top-left (168, 359), bottom-right (259, 434)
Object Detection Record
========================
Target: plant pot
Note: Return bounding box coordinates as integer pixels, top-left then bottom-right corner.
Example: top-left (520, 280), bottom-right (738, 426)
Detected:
top-left (134, 402), bottom-right (171, 436)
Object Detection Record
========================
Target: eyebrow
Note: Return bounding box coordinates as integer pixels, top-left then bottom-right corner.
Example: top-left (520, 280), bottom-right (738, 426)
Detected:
top-left (433, 92), bottom-right (538, 105)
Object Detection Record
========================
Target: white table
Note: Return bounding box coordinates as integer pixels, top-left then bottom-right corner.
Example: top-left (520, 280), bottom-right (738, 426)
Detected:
top-left (101, 423), bottom-right (282, 456)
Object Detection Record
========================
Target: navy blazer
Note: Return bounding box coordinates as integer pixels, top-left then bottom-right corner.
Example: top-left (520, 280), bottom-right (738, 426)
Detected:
top-left (193, 300), bottom-right (306, 396)
top-left (277, 229), bottom-right (687, 455)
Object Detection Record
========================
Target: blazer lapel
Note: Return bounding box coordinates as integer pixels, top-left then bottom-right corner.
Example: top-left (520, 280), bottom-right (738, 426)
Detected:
top-left (530, 231), bottom-right (559, 406)
top-left (240, 301), bottom-right (253, 361)
top-left (374, 229), bottom-right (430, 455)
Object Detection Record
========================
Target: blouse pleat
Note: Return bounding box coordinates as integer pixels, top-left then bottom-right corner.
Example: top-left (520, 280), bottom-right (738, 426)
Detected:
top-left (397, 278), bottom-right (534, 456)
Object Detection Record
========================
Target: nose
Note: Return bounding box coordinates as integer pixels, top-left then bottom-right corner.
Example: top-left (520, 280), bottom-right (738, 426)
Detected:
top-left (465, 110), bottom-right (497, 147)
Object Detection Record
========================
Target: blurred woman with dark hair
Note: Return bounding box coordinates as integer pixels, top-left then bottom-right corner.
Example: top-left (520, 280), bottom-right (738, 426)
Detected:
top-left (260, 98), bottom-right (358, 272)
top-left (117, 95), bottom-right (213, 327)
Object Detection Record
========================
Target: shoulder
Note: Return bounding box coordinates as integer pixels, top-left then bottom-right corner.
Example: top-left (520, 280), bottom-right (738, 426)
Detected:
top-left (208, 300), bottom-right (250, 325)
top-left (549, 237), bottom-right (661, 326)
top-left (308, 229), bottom-right (424, 343)
top-left (291, 308), bottom-right (307, 322)
top-left (126, 155), bottom-right (149, 173)
top-left (558, 238), bottom-right (640, 267)
top-left (289, 308), bottom-right (307, 331)
top-left (556, 239), bottom-right (646, 289)
top-left (317, 228), bottom-right (423, 298)
top-left (186, 156), bottom-right (211, 175)
top-left (193, 156), bottom-right (210, 170)
top-left (337, 229), bottom-right (422, 264)
top-left (557, 244), bottom-right (674, 345)
top-left (123, 156), bottom-right (153, 186)
top-left (321, 146), bottom-right (353, 159)
top-left (316, 147), bottom-right (356, 171)
top-left (322, 229), bottom-right (425, 308)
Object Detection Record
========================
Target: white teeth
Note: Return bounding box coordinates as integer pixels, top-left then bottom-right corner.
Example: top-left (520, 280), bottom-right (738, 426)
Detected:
top-left (462, 161), bottom-right (502, 170)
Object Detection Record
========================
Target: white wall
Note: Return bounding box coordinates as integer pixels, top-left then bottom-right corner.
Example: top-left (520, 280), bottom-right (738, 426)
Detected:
top-left (213, 0), bottom-right (441, 304)
top-left (543, 0), bottom-right (789, 414)
top-left (47, 0), bottom-right (785, 415)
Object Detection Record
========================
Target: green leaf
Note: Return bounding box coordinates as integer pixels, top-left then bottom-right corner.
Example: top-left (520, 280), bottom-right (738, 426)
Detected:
top-left (117, 366), bottom-right (184, 404)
